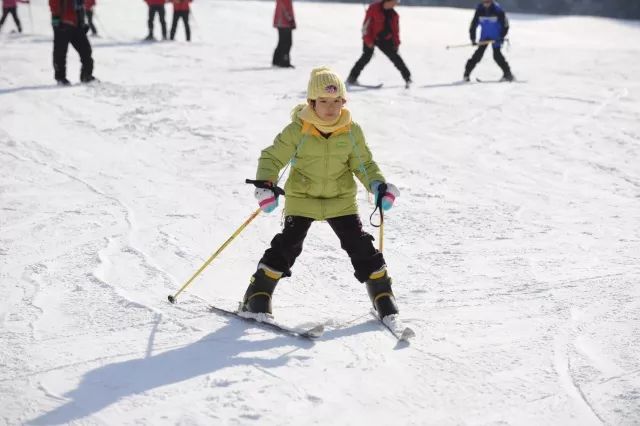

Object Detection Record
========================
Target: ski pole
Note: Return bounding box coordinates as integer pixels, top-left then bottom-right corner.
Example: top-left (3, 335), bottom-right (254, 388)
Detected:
top-left (445, 40), bottom-right (495, 49)
top-left (368, 183), bottom-right (387, 252)
top-left (27, 0), bottom-right (33, 33)
top-left (167, 179), bottom-right (285, 304)
top-left (378, 188), bottom-right (385, 252)
top-left (445, 43), bottom-right (473, 50)
top-left (168, 208), bottom-right (261, 303)
top-left (379, 212), bottom-right (384, 252)
top-left (93, 11), bottom-right (110, 39)
top-left (189, 9), bottom-right (200, 42)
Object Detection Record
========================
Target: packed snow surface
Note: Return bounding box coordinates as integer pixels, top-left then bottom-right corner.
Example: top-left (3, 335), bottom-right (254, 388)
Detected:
top-left (1, 0), bottom-right (639, 424)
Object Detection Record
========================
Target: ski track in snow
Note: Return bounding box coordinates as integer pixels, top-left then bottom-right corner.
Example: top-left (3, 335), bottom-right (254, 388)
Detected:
top-left (1, 0), bottom-right (640, 424)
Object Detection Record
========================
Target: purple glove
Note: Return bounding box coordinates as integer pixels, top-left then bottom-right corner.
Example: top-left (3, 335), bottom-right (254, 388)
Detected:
top-left (371, 181), bottom-right (400, 211)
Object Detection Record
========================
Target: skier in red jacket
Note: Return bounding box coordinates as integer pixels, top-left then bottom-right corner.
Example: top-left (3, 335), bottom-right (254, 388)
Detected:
top-left (0, 0), bottom-right (28, 33)
top-left (272, 0), bottom-right (295, 68)
top-left (169, 0), bottom-right (191, 41)
top-left (84, 0), bottom-right (97, 36)
top-left (346, 0), bottom-right (411, 87)
top-left (144, 0), bottom-right (166, 41)
top-left (49, 0), bottom-right (96, 85)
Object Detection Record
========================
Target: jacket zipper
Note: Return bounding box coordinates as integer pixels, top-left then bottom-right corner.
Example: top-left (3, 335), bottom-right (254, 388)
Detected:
top-left (322, 140), bottom-right (330, 218)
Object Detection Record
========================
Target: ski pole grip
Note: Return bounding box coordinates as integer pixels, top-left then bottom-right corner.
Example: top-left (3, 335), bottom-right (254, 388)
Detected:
top-left (376, 183), bottom-right (388, 208)
top-left (245, 179), bottom-right (285, 196)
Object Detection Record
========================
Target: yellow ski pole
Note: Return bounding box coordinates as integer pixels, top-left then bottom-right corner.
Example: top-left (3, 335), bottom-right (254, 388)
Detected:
top-left (167, 208), bottom-right (261, 303)
top-left (379, 217), bottom-right (384, 252)
top-left (167, 179), bottom-right (286, 303)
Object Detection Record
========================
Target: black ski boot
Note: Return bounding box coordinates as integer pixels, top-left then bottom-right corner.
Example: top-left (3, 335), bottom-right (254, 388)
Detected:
top-left (241, 267), bottom-right (281, 314)
top-left (80, 74), bottom-right (98, 84)
top-left (500, 73), bottom-right (515, 82)
top-left (404, 77), bottom-right (412, 89)
top-left (366, 269), bottom-right (399, 319)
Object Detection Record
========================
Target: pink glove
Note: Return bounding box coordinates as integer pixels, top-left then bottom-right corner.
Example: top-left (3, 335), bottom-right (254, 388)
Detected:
top-left (371, 181), bottom-right (400, 211)
top-left (255, 187), bottom-right (278, 213)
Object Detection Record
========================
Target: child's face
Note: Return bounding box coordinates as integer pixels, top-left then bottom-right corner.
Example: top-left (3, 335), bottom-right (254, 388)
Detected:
top-left (383, 0), bottom-right (398, 9)
top-left (312, 97), bottom-right (346, 121)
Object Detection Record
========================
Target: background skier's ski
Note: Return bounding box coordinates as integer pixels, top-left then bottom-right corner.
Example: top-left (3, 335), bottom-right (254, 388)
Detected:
top-left (347, 82), bottom-right (384, 90)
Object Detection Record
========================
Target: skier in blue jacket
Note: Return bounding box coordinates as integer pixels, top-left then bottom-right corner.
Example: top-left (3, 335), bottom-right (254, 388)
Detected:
top-left (463, 0), bottom-right (514, 82)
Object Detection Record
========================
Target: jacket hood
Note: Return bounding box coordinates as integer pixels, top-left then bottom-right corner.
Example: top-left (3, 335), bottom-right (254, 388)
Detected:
top-left (290, 103), bottom-right (306, 124)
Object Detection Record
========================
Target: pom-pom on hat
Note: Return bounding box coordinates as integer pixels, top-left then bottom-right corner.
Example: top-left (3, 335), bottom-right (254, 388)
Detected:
top-left (306, 67), bottom-right (347, 100)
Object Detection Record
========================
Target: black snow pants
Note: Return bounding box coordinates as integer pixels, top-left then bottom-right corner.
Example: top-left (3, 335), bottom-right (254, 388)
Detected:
top-left (147, 5), bottom-right (166, 39)
top-left (0, 7), bottom-right (21, 32)
top-left (464, 44), bottom-right (511, 76)
top-left (348, 38), bottom-right (411, 82)
top-left (259, 215), bottom-right (386, 283)
top-left (170, 10), bottom-right (190, 41)
top-left (272, 27), bottom-right (292, 67)
top-left (53, 24), bottom-right (94, 81)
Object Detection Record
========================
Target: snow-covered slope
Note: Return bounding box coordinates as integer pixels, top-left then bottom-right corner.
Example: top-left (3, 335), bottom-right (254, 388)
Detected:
top-left (1, 0), bottom-right (639, 424)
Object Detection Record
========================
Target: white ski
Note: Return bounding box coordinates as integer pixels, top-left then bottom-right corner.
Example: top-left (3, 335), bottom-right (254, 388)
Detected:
top-left (371, 309), bottom-right (416, 342)
top-left (210, 304), bottom-right (325, 339)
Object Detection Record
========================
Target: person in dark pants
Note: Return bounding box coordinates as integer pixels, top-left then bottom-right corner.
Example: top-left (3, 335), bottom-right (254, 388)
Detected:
top-left (242, 67), bottom-right (402, 320)
top-left (464, 0), bottom-right (514, 82)
top-left (272, 0), bottom-right (295, 67)
top-left (169, 0), bottom-right (191, 41)
top-left (49, 0), bottom-right (96, 85)
top-left (347, 0), bottom-right (411, 87)
top-left (0, 0), bottom-right (28, 33)
top-left (84, 0), bottom-right (97, 36)
top-left (144, 0), bottom-right (166, 41)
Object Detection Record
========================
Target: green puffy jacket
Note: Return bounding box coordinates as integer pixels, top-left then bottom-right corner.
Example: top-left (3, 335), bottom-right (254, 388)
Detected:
top-left (256, 110), bottom-right (385, 220)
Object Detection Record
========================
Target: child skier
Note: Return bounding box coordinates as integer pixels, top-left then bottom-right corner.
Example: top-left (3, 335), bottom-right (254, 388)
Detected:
top-left (242, 67), bottom-right (401, 320)
top-left (0, 0), bottom-right (28, 33)
top-left (346, 0), bottom-right (411, 88)
top-left (272, 0), bottom-right (295, 67)
top-left (84, 0), bottom-right (97, 36)
top-left (143, 0), bottom-right (167, 41)
top-left (49, 0), bottom-right (96, 85)
top-left (464, 0), bottom-right (514, 82)
top-left (169, 0), bottom-right (191, 41)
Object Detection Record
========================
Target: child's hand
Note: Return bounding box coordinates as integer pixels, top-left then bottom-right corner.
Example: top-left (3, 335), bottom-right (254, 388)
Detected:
top-left (255, 187), bottom-right (279, 213)
top-left (371, 181), bottom-right (400, 211)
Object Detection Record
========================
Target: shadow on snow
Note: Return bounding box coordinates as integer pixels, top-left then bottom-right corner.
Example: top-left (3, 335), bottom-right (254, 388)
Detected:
top-left (0, 84), bottom-right (68, 95)
top-left (28, 320), bottom-right (315, 425)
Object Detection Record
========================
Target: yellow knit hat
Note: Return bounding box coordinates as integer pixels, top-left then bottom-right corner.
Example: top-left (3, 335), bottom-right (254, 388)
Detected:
top-left (307, 67), bottom-right (347, 100)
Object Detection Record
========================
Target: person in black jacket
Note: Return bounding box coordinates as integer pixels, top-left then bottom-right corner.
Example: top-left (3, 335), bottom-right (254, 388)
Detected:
top-left (464, 0), bottom-right (514, 82)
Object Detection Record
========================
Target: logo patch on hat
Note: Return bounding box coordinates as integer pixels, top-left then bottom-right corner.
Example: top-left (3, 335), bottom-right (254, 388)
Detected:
top-left (324, 85), bottom-right (338, 94)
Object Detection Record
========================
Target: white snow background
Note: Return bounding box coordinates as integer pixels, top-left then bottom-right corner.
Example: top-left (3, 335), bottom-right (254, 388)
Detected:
top-left (1, 0), bottom-right (639, 424)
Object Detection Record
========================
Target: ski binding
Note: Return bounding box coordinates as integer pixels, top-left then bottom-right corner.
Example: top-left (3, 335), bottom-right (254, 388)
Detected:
top-left (371, 309), bottom-right (416, 342)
